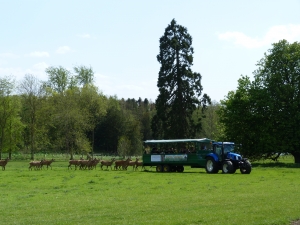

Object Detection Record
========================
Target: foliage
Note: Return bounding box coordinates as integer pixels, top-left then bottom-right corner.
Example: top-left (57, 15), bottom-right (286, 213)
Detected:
top-left (45, 66), bottom-right (71, 93)
top-left (1, 65), bottom-right (153, 159)
top-left (74, 65), bottom-right (94, 86)
top-left (18, 74), bottom-right (46, 159)
top-left (152, 19), bottom-right (210, 139)
top-left (0, 76), bottom-right (23, 159)
top-left (196, 101), bottom-right (223, 140)
top-left (48, 88), bottom-right (91, 158)
top-left (77, 84), bottom-right (107, 153)
top-left (117, 135), bottom-right (131, 158)
top-left (219, 40), bottom-right (300, 163)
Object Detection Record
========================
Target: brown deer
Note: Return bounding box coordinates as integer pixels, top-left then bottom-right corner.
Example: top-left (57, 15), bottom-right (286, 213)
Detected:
top-left (68, 158), bottom-right (83, 170)
top-left (41, 159), bottom-right (55, 170)
top-left (135, 161), bottom-right (145, 171)
top-left (87, 158), bottom-right (99, 170)
top-left (114, 158), bottom-right (131, 170)
top-left (100, 158), bottom-right (115, 170)
top-left (78, 159), bottom-right (93, 170)
top-left (0, 158), bottom-right (9, 171)
top-left (29, 160), bottom-right (43, 170)
top-left (128, 158), bottom-right (139, 170)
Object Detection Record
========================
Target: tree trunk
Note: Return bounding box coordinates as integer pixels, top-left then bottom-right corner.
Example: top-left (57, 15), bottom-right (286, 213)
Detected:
top-left (291, 152), bottom-right (300, 163)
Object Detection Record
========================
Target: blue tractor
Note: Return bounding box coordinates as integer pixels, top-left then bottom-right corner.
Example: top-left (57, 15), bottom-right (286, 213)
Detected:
top-left (205, 142), bottom-right (252, 174)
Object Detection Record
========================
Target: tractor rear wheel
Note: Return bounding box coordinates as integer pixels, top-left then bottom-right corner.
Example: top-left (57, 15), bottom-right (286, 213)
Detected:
top-left (205, 157), bottom-right (219, 173)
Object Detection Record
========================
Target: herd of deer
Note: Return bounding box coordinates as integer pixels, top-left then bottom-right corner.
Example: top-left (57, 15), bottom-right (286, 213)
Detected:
top-left (68, 157), bottom-right (144, 171)
top-left (28, 159), bottom-right (55, 170)
top-left (0, 157), bottom-right (144, 171)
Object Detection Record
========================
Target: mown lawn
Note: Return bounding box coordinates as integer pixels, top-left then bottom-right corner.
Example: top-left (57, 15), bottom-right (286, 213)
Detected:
top-left (0, 157), bottom-right (299, 225)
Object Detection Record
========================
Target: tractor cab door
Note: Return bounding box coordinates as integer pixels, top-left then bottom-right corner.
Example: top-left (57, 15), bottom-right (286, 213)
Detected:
top-left (213, 144), bottom-right (222, 159)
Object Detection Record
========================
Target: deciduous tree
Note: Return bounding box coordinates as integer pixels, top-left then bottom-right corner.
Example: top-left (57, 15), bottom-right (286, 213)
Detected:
top-left (219, 40), bottom-right (300, 163)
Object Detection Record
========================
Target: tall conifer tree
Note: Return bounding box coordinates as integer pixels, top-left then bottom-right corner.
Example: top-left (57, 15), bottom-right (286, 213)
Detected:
top-left (152, 19), bottom-right (210, 139)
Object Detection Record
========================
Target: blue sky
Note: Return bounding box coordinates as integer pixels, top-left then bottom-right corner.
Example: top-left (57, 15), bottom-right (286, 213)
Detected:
top-left (1, 0), bottom-right (300, 102)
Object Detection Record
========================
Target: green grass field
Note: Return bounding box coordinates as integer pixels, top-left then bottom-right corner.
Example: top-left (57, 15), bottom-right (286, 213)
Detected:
top-left (0, 155), bottom-right (299, 225)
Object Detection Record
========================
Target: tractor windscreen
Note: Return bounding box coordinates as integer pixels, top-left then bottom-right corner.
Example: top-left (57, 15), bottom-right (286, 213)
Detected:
top-left (223, 144), bottom-right (235, 154)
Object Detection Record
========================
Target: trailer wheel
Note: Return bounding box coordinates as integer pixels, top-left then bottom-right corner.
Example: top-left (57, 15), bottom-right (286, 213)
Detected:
top-left (163, 165), bottom-right (170, 172)
top-left (170, 166), bottom-right (177, 172)
top-left (205, 157), bottom-right (219, 173)
top-left (240, 160), bottom-right (252, 174)
top-left (176, 166), bottom-right (184, 172)
top-left (156, 165), bottom-right (163, 172)
top-left (222, 161), bottom-right (235, 174)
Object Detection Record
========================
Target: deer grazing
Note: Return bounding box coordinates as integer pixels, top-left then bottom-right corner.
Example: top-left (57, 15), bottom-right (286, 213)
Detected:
top-left (0, 157), bottom-right (9, 171)
top-left (41, 159), bottom-right (55, 170)
top-left (100, 158), bottom-right (115, 170)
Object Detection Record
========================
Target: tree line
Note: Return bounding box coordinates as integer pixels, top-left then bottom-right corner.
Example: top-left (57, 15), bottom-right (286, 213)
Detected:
top-left (0, 66), bottom-right (158, 160)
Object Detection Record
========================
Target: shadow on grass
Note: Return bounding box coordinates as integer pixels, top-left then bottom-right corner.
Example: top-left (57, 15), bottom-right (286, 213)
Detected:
top-left (252, 162), bottom-right (300, 168)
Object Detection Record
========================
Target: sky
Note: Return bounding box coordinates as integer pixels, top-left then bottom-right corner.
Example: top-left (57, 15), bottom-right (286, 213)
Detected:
top-left (1, 0), bottom-right (300, 102)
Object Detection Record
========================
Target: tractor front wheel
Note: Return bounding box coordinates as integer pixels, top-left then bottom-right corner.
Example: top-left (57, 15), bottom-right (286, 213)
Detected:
top-left (222, 161), bottom-right (235, 174)
top-left (240, 160), bottom-right (252, 174)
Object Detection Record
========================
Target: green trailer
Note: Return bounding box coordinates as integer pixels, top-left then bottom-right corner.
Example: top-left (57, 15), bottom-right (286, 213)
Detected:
top-left (142, 138), bottom-right (212, 172)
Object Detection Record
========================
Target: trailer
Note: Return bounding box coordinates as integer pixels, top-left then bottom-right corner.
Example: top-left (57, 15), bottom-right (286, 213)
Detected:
top-left (142, 139), bottom-right (251, 174)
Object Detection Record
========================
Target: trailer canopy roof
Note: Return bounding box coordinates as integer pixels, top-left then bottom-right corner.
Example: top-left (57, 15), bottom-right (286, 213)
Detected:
top-left (144, 138), bottom-right (211, 144)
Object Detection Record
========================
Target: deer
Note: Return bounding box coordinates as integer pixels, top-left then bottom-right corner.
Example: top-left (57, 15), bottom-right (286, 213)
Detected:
top-left (128, 158), bottom-right (139, 170)
top-left (100, 158), bottom-right (115, 170)
top-left (29, 160), bottom-right (43, 170)
top-left (114, 158), bottom-right (131, 170)
top-left (135, 161), bottom-right (145, 171)
top-left (0, 157), bottom-right (9, 171)
top-left (87, 158), bottom-right (99, 170)
top-left (68, 157), bottom-right (83, 170)
top-left (41, 158), bottom-right (55, 170)
top-left (78, 159), bottom-right (93, 170)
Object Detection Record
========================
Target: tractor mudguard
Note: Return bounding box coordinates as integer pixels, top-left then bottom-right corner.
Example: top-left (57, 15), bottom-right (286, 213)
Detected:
top-left (206, 153), bottom-right (219, 162)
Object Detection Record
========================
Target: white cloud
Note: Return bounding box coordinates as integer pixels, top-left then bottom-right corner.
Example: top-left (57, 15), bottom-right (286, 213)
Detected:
top-left (94, 72), bottom-right (158, 100)
top-left (32, 62), bottom-right (49, 71)
top-left (0, 62), bottom-right (49, 82)
top-left (78, 33), bottom-right (91, 38)
top-left (0, 53), bottom-right (19, 59)
top-left (26, 51), bottom-right (49, 57)
top-left (218, 24), bottom-right (300, 48)
top-left (0, 67), bottom-right (24, 78)
top-left (56, 46), bottom-right (71, 54)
